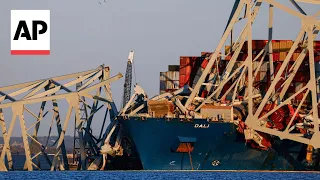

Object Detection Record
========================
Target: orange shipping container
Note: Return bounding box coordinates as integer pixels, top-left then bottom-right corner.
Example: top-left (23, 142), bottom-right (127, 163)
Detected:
top-left (225, 45), bottom-right (232, 55)
top-left (279, 40), bottom-right (293, 53)
top-left (272, 40), bottom-right (280, 53)
top-left (292, 53), bottom-right (300, 61)
top-left (279, 52), bottom-right (287, 61)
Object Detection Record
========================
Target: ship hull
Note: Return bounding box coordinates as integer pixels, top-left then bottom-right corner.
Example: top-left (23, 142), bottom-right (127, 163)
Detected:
top-left (118, 117), bottom-right (307, 170)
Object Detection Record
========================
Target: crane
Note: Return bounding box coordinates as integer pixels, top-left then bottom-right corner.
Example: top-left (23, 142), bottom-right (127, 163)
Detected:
top-left (122, 50), bottom-right (135, 108)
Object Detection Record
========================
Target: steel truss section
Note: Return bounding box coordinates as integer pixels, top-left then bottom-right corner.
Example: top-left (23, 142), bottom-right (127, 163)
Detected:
top-left (184, 0), bottom-right (320, 148)
top-left (0, 65), bottom-right (122, 171)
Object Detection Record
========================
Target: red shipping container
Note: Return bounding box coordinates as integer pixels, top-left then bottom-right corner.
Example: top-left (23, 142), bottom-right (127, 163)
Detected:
top-left (222, 82), bottom-right (232, 95)
top-left (179, 74), bottom-right (191, 88)
top-left (201, 90), bottom-right (208, 98)
top-left (273, 52), bottom-right (280, 61)
top-left (275, 81), bottom-right (283, 91)
top-left (179, 74), bottom-right (186, 88)
top-left (254, 72), bottom-right (260, 82)
top-left (201, 59), bottom-right (209, 69)
top-left (287, 83), bottom-right (296, 93)
top-left (293, 71), bottom-right (310, 82)
top-left (201, 52), bottom-right (213, 56)
top-left (225, 54), bottom-right (232, 60)
top-left (239, 53), bottom-right (247, 61)
top-left (242, 40), bottom-right (268, 52)
top-left (253, 40), bottom-right (268, 50)
top-left (295, 93), bottom-right (305, 101)
top-left (275, 62), bottom-right (285, 77)
top-left (314, 41), bottom-right (320, 50)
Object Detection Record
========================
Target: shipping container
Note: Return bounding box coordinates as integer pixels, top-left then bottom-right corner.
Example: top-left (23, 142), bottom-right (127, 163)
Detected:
top-left (315, 51), bottom-right (320, 62)
top-left (314, 41), bottom-right (320, 50)
top-left (272, 40), bottom-right (280, 52)
top-left (292, 52), bottom-right (300, 61)
top-left (260, 71), bottom-right (268, 83)
top-left (253, 40), bottom-right (268, 50)
top-left (273, 52), bottom-right (280, 61)
top-left (261, 62), bottom-right (269, 71)
top-left (166, 71), bottom-right (179, 81)
top-left (287, 83), bottom-right (296, 93)
top-left (179, 74), bottom-right (188, 88)
top-left (254, 72), bottom-right (260, 82)
top-left (275, 79), bottom-right (285, 91)
top-left (225, 54), bottom-right (232, 61)
top-left (279, 52), bottom-right (287, 61)
top-left (179, 56), bottom-right (203, 88)
top-left (252, 61), bottom-right (268, 71)
top-left (225, 46), bottom-right (231, 55)
top-left (279, 40), bottom-right (293, 53)
top-left (166, 80), bottom-right (179, 90)
top-left (293, 71), bottom-right (309, 82)
top-left (253, 61), bottom-right (259, 70)
top-left (160, 80), bottom-right (166, 91)
top-left (160, 72), bottom-right (166, 81)
top-left (295, 82), bottom-right (306, 91)
top-left (201, 52), bottom-right (213, 57)
top-left (168, 65), bottom-right (180, 71)
top-left (242, 40), bottom-right (268, 52)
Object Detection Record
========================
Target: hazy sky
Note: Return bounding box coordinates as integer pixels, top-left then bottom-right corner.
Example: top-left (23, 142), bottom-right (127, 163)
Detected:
top-left (0, 0), bottom-right (319, 136)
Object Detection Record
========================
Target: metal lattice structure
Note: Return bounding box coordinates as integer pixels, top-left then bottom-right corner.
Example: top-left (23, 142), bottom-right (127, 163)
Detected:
top-left (0, 65), bottom-right (122, 171)
top-left (183, 0), bottom-right (320, 148)
top-left (121, 0), bottom-right (320, 152)
top-left (122, 50), bottom-right (134, 108)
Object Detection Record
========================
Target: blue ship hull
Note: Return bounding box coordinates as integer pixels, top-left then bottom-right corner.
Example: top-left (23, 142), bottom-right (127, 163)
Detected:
top-left (118, 117), bottom-right (308, 170)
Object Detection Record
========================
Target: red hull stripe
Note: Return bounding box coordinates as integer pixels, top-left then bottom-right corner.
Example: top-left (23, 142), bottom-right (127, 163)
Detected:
top-left (11, 50), bottom-right (50, 55)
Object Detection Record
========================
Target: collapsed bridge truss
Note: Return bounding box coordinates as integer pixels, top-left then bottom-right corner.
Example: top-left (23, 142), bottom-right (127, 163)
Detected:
top-left (0, 65), bottom-right (122, 171)
top-left (184, 0), bottom-right (320, 149)
top-left (121, 0), bottom-right (320, 155)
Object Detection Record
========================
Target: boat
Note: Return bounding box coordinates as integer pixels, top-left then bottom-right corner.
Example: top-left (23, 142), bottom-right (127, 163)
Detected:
top-left (111, 0), bottom-right (320, 171)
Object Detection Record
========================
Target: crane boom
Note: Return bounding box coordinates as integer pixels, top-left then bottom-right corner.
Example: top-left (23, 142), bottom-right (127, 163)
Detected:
top-left (122, 50), bottom-right (134, 107)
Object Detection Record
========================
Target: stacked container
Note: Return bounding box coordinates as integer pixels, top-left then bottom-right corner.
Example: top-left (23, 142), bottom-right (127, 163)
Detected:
top-left (179, 56), bottom-right (203, 88)
top-left (159, 66), bottom-right (180, 94)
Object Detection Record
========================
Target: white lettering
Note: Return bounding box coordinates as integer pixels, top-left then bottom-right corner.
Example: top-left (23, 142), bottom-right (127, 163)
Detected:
top-left (194, 124), bottom-right (210, 128)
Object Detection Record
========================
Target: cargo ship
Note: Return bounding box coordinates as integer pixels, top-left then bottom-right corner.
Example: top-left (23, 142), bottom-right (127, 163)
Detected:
top-left (115, 39), bottom-right (320, 171)
top-left (112, 1), bottom-right (320, 171)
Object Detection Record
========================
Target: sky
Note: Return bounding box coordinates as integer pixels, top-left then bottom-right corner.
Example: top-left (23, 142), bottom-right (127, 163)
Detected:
top-left (0, 0), bottom-right (319, 137)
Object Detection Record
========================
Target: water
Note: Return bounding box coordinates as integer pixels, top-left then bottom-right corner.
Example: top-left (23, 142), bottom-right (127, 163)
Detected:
top-left (0, 171), bottom-right (319, 180)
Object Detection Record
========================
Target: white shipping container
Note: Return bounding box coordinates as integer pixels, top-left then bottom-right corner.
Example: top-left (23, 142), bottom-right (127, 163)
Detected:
top-left (253, 61), bottom-right (268, 72)
top-left (166, 80), bottom-right (179, 90)
top-left (260, 62), bottom-right (269, 72)
top-left (253, 61), bottom-right (259, 69)
top-left (160, 72), bottom-right (166, 81)
top-left (166, 71), bottom-right (179, 81)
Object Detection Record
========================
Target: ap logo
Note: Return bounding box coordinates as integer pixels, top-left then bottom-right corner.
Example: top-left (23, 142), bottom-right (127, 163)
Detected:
top-left (11, 10), bottom-right (50, 55)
